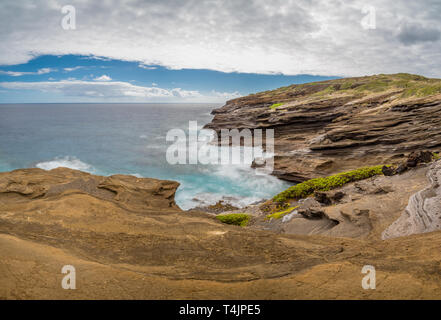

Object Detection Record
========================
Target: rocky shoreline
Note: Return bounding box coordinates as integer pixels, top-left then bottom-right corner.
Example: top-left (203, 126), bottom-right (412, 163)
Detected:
top-left (1, 158), bottom-right (441, 299)
top-left (204, 151), bottom-right (441, 239)
top-left (2, 73), bottom-right (441, 299)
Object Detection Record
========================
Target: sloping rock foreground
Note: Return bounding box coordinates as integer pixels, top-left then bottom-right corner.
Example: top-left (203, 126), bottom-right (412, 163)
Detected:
top-left (383, 160), bottom-right (441, 239)
top-left (250, 164), bottom-right (432, 239)
top-left (205, 73), bottom-right (441, 182)
top-left (2, 167), bottom-right (441, 299)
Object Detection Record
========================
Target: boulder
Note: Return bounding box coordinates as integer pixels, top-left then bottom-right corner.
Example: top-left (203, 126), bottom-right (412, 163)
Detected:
top-left (314, 192), bottom-right (332, 205)
top-left (382, 165), bottom-right (395, 176)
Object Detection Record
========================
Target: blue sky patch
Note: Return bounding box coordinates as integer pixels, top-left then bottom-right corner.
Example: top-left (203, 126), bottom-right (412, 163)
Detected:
top-left (0, 55), bottom-right (338, 103)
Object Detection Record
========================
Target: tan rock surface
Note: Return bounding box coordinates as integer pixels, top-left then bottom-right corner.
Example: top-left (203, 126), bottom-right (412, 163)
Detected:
top-left (1, 167), bottom-right (441, 299)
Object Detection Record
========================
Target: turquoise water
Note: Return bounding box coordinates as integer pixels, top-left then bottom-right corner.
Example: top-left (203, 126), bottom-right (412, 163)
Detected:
top-left (0, 103), bottom-right (291, 209)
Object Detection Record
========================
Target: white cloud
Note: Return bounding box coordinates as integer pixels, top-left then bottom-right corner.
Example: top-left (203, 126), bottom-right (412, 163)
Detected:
top-left (93, 75), bottom-right (112, 81)
top-left (210, 90), bottom-right (242, 100)
top-left (0, 1), bottom-right (440, 77)
top-left (0, 67), bottom-right (56, 76)
top-left (79, 56), bottom-right (112, 61)
top-left (64, 66), bottom-right (83, 72)
top-left (0, 79), bottom-right (239, 102)
top-left (138, 64), bottom-right (157, 70)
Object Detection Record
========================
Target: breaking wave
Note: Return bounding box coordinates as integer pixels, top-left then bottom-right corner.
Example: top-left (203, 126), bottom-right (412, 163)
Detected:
top-left (35, 156), bottom-right (94, 172)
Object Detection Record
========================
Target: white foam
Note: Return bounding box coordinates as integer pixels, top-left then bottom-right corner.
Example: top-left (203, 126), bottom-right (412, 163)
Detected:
top-left (36, 156), bottom-right (94, 172)
top-left (176, 158), bottom-right (290, 210)
top-left (210, 162), bottom-right (288, 194)
top-left (130, 173), bottom-right (143, 178)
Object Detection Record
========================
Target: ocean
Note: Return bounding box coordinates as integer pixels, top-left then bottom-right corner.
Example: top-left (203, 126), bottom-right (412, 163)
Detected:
top-left (0, 103), bottom-right (291, 209)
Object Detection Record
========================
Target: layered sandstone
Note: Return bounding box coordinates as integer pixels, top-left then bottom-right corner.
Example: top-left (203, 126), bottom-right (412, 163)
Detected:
top-left (382, 160), bottom-right (441, 239)
top-left (205, 73), bottom-right (441, 182)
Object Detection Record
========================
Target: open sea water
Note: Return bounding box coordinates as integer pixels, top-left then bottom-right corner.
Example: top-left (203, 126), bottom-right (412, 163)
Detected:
top-left (0, 103), bottom-right (291, 209)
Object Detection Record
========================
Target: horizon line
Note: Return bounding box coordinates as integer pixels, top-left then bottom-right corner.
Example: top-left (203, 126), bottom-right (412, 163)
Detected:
top-left (0, 102), bottom-right (225, 104)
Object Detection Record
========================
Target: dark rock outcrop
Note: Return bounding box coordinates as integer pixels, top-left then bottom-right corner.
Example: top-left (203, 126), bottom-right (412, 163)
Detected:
top-left (314, 191), bottom-right (346, 205)
top-left (314, 192), bottom-right (332, 205)
top-left (382, 151), bottom-right (435, 175)
top-left (382, 165), bottom-right (395, 176)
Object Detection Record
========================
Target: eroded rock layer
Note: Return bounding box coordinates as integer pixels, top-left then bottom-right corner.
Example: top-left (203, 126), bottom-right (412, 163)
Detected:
top-left (383, 160), bottom-right (441, 239)
top-left (205, 74), bottom-right (441, 182)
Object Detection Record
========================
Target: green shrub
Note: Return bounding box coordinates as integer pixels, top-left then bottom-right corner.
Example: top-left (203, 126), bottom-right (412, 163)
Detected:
top-left (266, 206), bottom-right (299, 220)
top-left (273, 165), bottom-right (386, 203)
top-left (216, 213), bottom-right (250, 227)
top-left (433, 152), bottom-right (440, 160)
top-left (269, 103), bottom-right (284, 109)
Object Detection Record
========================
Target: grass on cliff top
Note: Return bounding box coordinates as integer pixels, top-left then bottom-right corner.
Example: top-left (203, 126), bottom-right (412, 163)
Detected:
top-left (216, 213), bottom-right (250, 227)
top-left (266, 206), bottom-right (299, 220)
top-left (273, 165), bottom-right (385, 203)
top-left (312, 74), bottom-right (441, 98)
top-left (249, 74), bottom-right (441, 105)
top-left (401, 83), bottom-right (441, 98)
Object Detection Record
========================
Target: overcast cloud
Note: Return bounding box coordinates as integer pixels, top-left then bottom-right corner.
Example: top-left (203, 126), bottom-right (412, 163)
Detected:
top-left (0, 0), bottom-right (440, 77)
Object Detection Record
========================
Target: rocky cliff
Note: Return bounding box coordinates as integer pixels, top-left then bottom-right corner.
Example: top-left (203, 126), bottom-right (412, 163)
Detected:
top-left (205, 73), bottom-right (441, 182)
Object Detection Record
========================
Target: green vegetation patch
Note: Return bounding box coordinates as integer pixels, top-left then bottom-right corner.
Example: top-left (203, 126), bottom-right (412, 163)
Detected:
top-left (266, 206), bottom-right (299, 220)
top-left (355, 79), bottom-right (391, 92)
top-left (394, 73), bottom-right (427, 81)
top-left (402, 83), bottom-right (441, 98)
top-left (273, 165), bottom-right (386, 203)
top-left (216, 213), bottom-right (250, 227)
top-left (305, 74), bottom-right (441, 99)
top-left (313, 84), bottom-right (337, 96)
top-left (269, 103), bottom-right (284, 109)
top-left (340, 80), bottom-right (354, 90)
top-left (245, 74), bottom-right (441, 108)
top-left (434, 152), bottom-right (440, 160)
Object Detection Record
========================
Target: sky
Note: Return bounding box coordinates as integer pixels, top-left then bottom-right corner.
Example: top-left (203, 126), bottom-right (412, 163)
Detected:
top-left (0, 0), bottom-right (440, 103)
